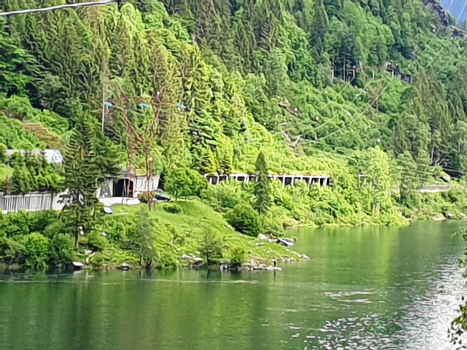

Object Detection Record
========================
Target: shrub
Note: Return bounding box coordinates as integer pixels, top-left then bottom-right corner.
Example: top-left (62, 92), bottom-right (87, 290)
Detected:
top-left (165, 168), bottom-right (208, 200)
top-left (138, 191), bottom-right (155, 204)
top-left (225, 204), bottom-right (262, 237)
top-left (49, 233), bottom-right (76, 267)
top-left (1, 210), bottom-right (31, 236)
top-left (0, 236), bottom-right (26, 265)
top-left (198, 228), bottom-right (223, 265)
top-left (131, 207), bottom-right (157, 268)
top-left (154, 247), bottom-right (178, 269)
top-left (162, 203), bottom-right (182, 214)
top-left (201, 181), bottom-right (245, 212)
top-left (21, 233), bottom-right (50, 269)
top-left (87, 231), bottom-right (109, 250)
top-left (229, 247), bottom-right (247, 266)
top-left (0, 143), bottom-right (7, 163)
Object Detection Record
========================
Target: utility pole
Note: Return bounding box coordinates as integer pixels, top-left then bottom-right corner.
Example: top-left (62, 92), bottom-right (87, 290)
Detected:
top-left (101, 57), bottom-right (107, 131)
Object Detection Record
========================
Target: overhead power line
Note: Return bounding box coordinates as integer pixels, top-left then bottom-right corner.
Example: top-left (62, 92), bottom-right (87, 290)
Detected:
top-left (0, 0), bottom-right (119, 17)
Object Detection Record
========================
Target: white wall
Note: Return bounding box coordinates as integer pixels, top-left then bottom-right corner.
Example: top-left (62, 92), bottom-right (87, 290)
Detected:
top-left (0, 191), bottom-right (66, 213)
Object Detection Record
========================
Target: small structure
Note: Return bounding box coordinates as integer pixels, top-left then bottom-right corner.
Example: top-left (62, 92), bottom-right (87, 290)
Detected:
top-left (5, 149), bottom-right (63, 164)
top-left (204, 173), bottom-right (331, 187)
top-left (97, 167), bottom-right (159, 199)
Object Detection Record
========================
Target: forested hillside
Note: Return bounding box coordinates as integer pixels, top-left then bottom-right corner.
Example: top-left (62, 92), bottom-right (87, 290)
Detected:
top-left (1, 0), bottom-right (467, 224)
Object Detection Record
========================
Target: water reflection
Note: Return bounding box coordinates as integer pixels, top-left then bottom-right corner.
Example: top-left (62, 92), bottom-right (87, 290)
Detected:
top-left (0, 221), bottom-right (465, 350)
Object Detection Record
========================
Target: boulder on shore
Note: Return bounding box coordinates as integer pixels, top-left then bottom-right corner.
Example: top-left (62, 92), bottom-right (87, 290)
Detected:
top-left (277, 238), bottom-right (294, 247)
top-left (120, 263), bottom-right (131, 270)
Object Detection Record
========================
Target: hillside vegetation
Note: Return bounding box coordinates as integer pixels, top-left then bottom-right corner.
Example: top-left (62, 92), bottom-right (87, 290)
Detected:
top-left (1, 0), bottom-right (467, 240)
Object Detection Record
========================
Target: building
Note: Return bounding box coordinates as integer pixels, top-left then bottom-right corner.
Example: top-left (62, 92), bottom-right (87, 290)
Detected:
top-left (98, 168), bottom-right (160, 199)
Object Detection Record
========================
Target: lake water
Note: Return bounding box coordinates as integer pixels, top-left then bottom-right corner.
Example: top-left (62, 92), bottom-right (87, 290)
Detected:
top-left (0, 221), bottom-right (466, 350)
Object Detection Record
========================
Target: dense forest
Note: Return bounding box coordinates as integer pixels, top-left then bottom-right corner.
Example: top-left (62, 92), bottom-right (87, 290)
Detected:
top-left (2, 0), bottom-right (467, 268)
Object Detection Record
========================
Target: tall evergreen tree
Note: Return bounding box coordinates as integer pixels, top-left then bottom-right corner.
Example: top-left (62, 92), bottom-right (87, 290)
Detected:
top-left (60, 114), bottom-right (119, 247)
top-left (311, 0), bottom-right (329, 62)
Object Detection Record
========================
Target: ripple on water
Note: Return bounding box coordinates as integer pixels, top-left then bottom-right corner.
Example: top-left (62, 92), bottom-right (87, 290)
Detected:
top-left (287, 264), bottom-right (467, 350)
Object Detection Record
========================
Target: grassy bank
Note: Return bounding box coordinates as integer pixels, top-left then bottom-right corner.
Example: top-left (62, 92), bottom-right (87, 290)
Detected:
top-left (0, 200), bottom-right (302, 270)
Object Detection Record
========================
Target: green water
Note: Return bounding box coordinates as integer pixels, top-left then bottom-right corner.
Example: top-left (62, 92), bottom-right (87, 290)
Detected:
top-left (0, 221), bottom-right (465, 350)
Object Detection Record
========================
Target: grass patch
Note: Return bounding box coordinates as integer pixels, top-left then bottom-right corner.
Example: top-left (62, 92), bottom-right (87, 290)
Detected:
top-left (110, 200), bottom-right (297, 264)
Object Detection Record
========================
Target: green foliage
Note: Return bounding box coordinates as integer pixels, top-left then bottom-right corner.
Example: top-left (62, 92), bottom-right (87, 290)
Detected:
top-left (21, 233), bottom-right (50, 269)
top-left (201, 180), bottom-right (248, 211)
top-left (49, 233), bottom-right (76, 267)
top-left (131, 207), bottom-right (157, 268)
top-left (165, 168), bottom-right (208, 200)
top-left (0, 0), bottom-right (466, 244)
top-left (162, 203), bottom-right (182, 214)
top-left (198, 227), bottom-right (223, 265)
top-left (0, 19), bottom-right (37, 96)
top-left (229, 247), bottom-right (247, 266)
top-left (138, 191), bottom-right (156, 210)
top-left (0, 143), bottom-right (7, 163)
top-left (254, 151), bottom-right (271, 214)
top-left (225, 203), bottom-right (262, 237)
top-left (0, 151), bottom-right (64, 194)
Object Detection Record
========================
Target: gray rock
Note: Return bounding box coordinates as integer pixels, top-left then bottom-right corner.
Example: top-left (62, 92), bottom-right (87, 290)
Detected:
top-left (85, 250), bottom-right (93, 255)
top-left (253, 266), bottom-right (264, 271)
top-left (103, 207), bottom-right (113, 215)
top-left (72, 262), bottom-right (84, 268)
top-left (182, 254), bottom-right (192, 260)
top-left (121, 263), bottom-right (131, 270)
top-left (302, 254), bottom-right (310, 260)
top-left (277, 238), bottom-right (294, 247)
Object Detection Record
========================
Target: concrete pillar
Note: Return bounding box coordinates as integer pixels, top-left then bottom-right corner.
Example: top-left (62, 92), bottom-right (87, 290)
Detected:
top-left (279, 177), bottom-right (284, 187)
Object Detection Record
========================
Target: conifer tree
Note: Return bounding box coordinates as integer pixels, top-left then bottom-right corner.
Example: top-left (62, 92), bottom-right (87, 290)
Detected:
top-left (311, 0), bottom-right (329, 62)
top-left (254, 151), bottom-right (271, 215)
top-left (61, 114), bottom-right (119, 247)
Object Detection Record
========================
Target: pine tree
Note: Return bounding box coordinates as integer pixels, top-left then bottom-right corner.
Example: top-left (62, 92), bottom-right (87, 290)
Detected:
top-left (311, 0), bottom-right (329, 62)
top-left (254, 151), bottom-right (271, 215)
top-left (60, 114), bottom-right (119, 247)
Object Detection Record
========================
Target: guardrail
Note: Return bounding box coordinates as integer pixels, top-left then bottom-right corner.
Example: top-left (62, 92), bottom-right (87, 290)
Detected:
top-left (0, 191), bottom-right (65, 213)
